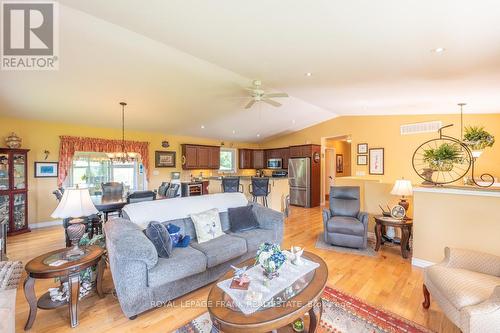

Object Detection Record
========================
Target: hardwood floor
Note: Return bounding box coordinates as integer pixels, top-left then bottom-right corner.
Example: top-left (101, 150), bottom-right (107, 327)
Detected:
top-left (8, 205), bottom-right (460, 333)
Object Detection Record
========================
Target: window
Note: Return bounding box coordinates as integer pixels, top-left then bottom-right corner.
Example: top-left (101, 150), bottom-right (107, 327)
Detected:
top-left (69, 152), bottom-right (144, 194)
top-left (219, 148), bottom-right (236, 173)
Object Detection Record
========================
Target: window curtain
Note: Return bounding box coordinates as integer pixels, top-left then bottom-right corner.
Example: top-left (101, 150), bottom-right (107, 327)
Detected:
top-left (58, 136), bottom-right (149, 187)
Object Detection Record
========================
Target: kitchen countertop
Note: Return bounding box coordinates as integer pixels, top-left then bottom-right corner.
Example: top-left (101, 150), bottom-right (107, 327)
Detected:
top-left (207, 176), bottom-right (289, 180)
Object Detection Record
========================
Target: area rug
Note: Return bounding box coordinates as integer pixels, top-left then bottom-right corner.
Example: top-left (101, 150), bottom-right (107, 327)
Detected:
top-left (315, 235), bottom-right (378, 257)
top-left (173, 286), bottom-right (433, 333)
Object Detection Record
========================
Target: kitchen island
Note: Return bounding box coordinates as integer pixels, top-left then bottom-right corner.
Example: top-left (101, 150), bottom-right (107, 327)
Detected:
top-left (207, 177), bottom-right (289, 213)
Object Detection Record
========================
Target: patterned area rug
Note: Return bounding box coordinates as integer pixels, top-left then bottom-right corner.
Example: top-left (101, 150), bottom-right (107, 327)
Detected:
top-left (315, 235), bottom-right (378, 257)
top-left (173, 286), bottom-right (433, 333)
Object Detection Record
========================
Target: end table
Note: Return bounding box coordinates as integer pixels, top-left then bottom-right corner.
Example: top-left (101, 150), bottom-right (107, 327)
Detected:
top-left (374, 216), bottom-right (413, 259)
top-left (23, 245), bottom-right (105, 330)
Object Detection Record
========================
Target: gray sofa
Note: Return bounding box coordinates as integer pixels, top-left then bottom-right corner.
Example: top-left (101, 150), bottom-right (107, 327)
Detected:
top-left (104, 193), bottom-right (284, 319)
top-left (322, 186), bottom-right (368, 249)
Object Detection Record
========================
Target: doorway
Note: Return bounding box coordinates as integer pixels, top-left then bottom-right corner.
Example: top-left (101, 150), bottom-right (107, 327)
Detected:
top-left (323, 136), bottom-right (352, 201)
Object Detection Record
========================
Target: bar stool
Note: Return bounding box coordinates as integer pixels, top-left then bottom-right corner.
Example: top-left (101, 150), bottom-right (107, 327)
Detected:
top-left (221, 177), bottom-right (243, 193)
top-left (249, 177), bottom-right (271, 207)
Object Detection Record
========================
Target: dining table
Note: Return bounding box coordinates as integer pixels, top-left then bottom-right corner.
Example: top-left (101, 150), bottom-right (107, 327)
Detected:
top-left (90, 194), bottom-right (127, 221)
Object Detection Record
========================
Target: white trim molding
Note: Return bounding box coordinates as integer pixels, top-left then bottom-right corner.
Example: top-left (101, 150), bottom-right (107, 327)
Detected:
top-left (413, 186), bottom-right (500, 198)
top-left (412, 257), bottom-right (435, 268)
top-left (30, 219), bottom-right (63, 229)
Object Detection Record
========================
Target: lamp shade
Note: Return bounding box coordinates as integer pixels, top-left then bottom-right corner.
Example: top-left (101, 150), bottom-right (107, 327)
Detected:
top-left (51, 188), bottom-right (98, 218)
top-left (390, 179), bottom-right (413, 197)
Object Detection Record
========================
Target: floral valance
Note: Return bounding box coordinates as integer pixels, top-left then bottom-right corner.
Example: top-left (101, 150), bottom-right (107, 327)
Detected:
top-left (58, 135), bottom-right (150, 186)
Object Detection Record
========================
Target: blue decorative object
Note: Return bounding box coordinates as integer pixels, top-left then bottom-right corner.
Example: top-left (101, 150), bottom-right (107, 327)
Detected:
top-left (167, 223), bottom-right (190, 247)
top-left (255, 243), bottom-right (286, 279)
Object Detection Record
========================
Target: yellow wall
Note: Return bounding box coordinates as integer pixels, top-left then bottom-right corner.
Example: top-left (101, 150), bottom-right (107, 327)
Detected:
top-left (413, 189), bottom-right (500, 262)
top-left (263, 114), bottom-right (500, 185)
top-left (0, 116), bottom-right (257, 225)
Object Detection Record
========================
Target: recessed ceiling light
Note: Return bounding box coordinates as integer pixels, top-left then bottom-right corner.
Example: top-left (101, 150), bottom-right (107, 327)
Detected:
top-left (305, 72), bottom-right (312, 77)
top-left (292, 119), bottom-right (296, 124)
top-left (257, 134), bottom-right (260, 137)
top-left (232, 130), bottom-right (236, 134)
top-left (200, 125), bottom-right (205, 129)
top-left (432, 47), bottom-right (445, 53)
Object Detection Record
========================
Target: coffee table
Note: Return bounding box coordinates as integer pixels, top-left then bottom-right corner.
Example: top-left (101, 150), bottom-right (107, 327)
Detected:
top-left (208, 251), bottom-right (328, 333)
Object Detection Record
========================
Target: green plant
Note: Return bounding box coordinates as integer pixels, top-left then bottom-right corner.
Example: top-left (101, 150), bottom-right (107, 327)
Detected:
top-left (423, 143), bottom-right (463, 171)
top-left (463, 126), bottom-right (495, 150)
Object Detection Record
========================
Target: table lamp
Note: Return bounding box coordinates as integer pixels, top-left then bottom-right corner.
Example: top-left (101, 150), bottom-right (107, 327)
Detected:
top-left (51, 187), bottom-right (98, 257)
top-left (390, 179), bottom-right (413, 213)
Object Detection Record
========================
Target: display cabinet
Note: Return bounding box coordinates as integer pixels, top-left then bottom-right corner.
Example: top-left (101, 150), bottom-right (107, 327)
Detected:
top-left (0, 148), bottom-right (30, 235)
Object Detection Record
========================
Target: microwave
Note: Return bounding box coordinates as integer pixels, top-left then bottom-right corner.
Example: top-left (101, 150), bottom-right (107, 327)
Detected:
top-left (267, 158), bottom-right (283, 169)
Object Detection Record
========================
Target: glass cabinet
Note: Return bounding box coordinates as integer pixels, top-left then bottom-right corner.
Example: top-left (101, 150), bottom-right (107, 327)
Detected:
top-left (0, 148), bottom-right (30, 235)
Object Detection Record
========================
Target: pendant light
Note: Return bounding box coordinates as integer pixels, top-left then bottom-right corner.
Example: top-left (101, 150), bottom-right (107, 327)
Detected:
top-left (107, 102), bottom-right (137, 163)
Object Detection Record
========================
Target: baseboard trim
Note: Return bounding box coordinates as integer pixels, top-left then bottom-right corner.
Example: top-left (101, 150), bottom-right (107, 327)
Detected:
top-left (412, 257), bottom-right (434, 268)
top-left (30, 220), bottom-right (63, 229)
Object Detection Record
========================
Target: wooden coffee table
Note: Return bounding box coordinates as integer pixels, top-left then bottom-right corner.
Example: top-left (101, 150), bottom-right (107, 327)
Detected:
top-left (208, 251), bottom-right (328, 333)
top-left (23, 245), bottom-right (105, 330)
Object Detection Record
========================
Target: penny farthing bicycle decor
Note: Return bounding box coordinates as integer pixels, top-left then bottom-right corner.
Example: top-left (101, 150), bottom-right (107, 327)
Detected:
top-left (412, 124), bottom-right (494, 187)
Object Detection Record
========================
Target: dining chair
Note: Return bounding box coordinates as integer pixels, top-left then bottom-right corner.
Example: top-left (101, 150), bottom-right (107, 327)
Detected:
top-left (158, 182), bottom-right (170, 197)
top-left (101, 182), bottom-right (124, 196)
top-left (126, 191), bottom-right (156, 204)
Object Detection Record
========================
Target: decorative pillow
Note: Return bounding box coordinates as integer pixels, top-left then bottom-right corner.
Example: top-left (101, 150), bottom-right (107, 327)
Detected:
top-left (228, 205), bottom-right (260, 232)
top-left (190, 208), bottom-right (225, 243)
top-left (166, 223), bottom-right (191, 247)
top-left (144, 221), bottom-right (173, 258)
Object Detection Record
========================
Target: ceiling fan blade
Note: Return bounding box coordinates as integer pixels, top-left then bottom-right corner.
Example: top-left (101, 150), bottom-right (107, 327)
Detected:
top-left (245, 99), bottom-right (257, 109)
top-left (262, 99), bottom-right (282, 107)
top-left (264, 92), bottom-right (288, 98)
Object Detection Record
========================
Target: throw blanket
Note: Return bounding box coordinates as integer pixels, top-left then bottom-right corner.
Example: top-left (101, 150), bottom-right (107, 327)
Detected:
top-left (122, 192), bottom-right (248, 229)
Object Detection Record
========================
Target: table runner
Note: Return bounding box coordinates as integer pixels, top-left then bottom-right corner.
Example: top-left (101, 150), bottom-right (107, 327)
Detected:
top-left (217, 257), bottom-right (319, 315)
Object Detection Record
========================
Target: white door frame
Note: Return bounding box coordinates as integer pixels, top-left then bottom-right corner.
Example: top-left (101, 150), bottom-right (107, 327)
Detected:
top-left (320, 135), bottom-right (350, 206)
top-left (324, 148), bottom-right (336, 199)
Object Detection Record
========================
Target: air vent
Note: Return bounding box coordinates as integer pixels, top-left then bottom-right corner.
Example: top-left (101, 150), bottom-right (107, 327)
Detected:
top-left (400, 121), bottom-right (442, 135)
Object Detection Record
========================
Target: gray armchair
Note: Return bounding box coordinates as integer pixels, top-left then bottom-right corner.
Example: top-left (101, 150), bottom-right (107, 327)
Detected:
top-left (322, 186), bottom-right (368, 249)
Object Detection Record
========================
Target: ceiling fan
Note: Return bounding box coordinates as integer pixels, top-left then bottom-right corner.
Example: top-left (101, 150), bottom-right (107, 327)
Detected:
top-left (244, 80), bottom-right (288, 109)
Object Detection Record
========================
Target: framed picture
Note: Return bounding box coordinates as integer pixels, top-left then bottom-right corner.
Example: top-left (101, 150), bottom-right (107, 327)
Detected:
top-left (155, 151), bottom-right (176, 167)
top-left (357, 143), bottom-right (368, 154)
top-left (357, 155), bottom-right (368, 165)
top-left (369, 148), bottom-right (384, 175)
top-left (336, 154), bottom-right (344, 173)
top-left (34, 162), bottom-right (58, 178)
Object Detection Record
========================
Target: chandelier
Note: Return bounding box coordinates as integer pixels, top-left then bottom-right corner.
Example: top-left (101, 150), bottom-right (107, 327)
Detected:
top-left (107, 102), bottom-right (137, 163)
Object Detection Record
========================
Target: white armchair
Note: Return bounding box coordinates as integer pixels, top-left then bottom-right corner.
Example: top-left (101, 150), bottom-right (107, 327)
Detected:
top-left (422, 247), bottom-right (500, 333)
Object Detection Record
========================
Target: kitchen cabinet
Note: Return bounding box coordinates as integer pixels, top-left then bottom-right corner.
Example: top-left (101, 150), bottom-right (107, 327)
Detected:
top-left (238, 149), bottom-right (253, 169)
top-left (289, 145), bottom-right (313, 158)
top-left (252, 150), bottom-right (265, 169)
top-left (182, 144), bottom-right (220, 170)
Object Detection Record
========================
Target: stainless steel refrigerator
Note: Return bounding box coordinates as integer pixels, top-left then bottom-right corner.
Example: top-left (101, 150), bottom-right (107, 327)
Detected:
top-left (288, 157), bottom-right (311, 207)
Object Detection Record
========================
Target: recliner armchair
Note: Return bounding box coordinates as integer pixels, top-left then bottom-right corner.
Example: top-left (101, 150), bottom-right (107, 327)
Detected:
top-left (322, 186), bottom-right (368, 249)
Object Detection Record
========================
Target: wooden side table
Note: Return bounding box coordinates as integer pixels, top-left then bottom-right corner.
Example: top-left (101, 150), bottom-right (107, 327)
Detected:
top-left (23, 245), bottom-right (105, 330)
top-left (374, 216), bottom-right (413, 259)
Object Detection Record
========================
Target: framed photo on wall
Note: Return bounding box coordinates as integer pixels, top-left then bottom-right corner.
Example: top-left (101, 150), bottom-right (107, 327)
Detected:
top-left (357, 155), bottom-right (368, 165)
top-left (336, 154), bottom-right (344, 173)
top-left (357, 143), bottom-right (368, 154)
top-left (155, 151), bottom-right (176, 168)
top-left (369, 148), bottom-right (384, 175)
top-left (34, 162), bottom-right (58, 178)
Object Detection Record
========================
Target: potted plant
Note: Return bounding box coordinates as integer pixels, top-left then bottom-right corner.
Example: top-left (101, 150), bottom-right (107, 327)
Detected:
top-left (463, 126), bottom-right (495, 157)
top-left (256, 243), bottom-right (286, 280)
top-left (423, 143), bottom-right (463, 172)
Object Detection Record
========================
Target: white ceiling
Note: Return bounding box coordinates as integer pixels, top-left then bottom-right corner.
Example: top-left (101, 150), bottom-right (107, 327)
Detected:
top-left (2, 1), bottom-right (500, 142)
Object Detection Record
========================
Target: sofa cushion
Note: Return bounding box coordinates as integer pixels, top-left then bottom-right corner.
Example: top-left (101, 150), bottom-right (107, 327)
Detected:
top-left (426, 265), bottom-right (500, 309)
top-left (148, 246), bottom-right (207, 287)
top-left (326, 216), bottom-right (364, 236)
top-left (190, 234), bottom-right (247, 268)
top-left (144, 221), bottom-right (173, 258)
top-left (230, 228), bottom-right (275, 252)
top-left (190, 208), bottom-right (225, 243)
top-left (229, 205), bottom-right (259, 232)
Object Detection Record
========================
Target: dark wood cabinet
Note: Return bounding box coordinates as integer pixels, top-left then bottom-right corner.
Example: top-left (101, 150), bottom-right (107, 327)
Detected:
top-left (289, 145), bottom-right (312, 158)
top-left (238, 149), bottom-right (253, 169)
top-left (0, 148), bottom-right (30, 235)
top-left (182, 144), bottom-right (220, 170)
top-left (253, 150), bottom-right (265, 169)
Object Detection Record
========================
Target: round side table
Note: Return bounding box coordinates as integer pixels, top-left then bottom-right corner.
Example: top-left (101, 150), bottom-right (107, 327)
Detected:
top-left (23, 245), bottom-right (105, 330)
top-left (374, 216), bottom-right (413, 259)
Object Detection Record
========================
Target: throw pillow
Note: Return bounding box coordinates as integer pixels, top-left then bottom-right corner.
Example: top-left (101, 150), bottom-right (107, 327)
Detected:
top-left (144, 221), bottom-right (173, 258)
top-left (228, 205), bottom-right (260, 232)
top-left (190, 208), bottom-right (225, 243)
